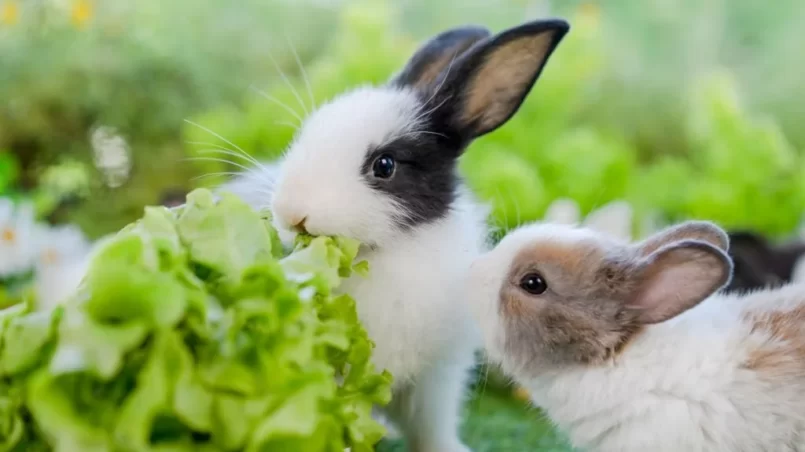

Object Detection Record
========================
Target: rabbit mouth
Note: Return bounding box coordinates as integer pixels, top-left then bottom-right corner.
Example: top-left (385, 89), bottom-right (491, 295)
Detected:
top-left (275, 219), bottom-right (381, 256)
top-left (357, 243), bottom-right (378, 257)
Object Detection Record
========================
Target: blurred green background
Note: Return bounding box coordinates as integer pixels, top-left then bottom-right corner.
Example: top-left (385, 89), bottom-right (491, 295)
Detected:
top-left (2, 0), bottom-right (805, 449)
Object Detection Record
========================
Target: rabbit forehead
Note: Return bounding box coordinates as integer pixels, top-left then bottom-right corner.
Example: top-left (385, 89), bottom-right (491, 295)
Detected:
top-left (499, 223), bottom-right (607, 259)
top-left (289, 86), bottom-right (423, 165)
top-left (473, 223), bottom-right (606, 304)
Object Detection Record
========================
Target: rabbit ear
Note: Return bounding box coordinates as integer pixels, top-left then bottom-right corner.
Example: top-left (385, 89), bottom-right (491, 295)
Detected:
top-left (583, 200), bottom-right (633, 240)
top-left (624, 240), bottom-right (733, 324)
top-left (543, 198), bottom-right (580, 225)
top-left (429, 19), bottom-right (569, 139)
top-left (390, 26), bottom-right (491, 90)
top-left (636, 221), bottom-right (730, 257)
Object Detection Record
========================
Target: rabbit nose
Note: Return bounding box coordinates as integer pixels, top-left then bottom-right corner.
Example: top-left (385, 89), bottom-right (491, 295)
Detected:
top-left (279, 210), bottom-right (307, 233)
top-left (291, 216), bottom-right (308, 234)
top-left (272, 197), bottom-right (308, 233)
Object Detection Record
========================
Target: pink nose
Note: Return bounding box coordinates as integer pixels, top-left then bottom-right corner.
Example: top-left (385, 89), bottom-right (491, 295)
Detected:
top-left (278, 210), bottom-right (307, 233)
top-left (290, 216), bottom-right (308, 233)
top-left (273, 196), bottom-right (309, 233)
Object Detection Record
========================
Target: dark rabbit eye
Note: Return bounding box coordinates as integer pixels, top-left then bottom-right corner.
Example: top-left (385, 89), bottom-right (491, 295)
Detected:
top-left (519, 272), bottom-right (547, 295)
top-left (372, 154), bottom-right (396, 179)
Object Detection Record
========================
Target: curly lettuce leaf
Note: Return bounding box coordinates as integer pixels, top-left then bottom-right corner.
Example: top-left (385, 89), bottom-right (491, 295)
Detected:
top-left (1, 188), bottom-right (391, 451)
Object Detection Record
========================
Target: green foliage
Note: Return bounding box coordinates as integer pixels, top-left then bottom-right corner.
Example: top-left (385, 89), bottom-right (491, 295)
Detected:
top-left (377, 388), bottom-right (576, 452)
top-left (0, 0), bottom-right (341, 237)
top-left (0, 0), bottom-right (336, 147)
top-left (184, 0), bottom-right (420, 174)
top-left (0, 153), bottom-right (19, 196)
top-left (0, 189), bottom-right (392, 451)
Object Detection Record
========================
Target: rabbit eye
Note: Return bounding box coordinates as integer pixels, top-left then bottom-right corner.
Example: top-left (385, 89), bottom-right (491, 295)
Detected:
top-left (519, 272), bottom-right (547, 295)
top-left (372, 154), bottom-right (396, 179)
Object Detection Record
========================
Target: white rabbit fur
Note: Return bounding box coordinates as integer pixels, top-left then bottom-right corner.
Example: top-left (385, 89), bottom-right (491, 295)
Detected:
top-left (220, 19), bottom-right (570, 452)
top-left (468, 220), bottom-right (805, 452)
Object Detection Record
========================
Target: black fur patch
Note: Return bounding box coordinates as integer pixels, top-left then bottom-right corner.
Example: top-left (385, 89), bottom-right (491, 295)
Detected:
top-left (725, 231), bottom-right (805, 293)
top-left (360, 103), bottom-right (467, 229)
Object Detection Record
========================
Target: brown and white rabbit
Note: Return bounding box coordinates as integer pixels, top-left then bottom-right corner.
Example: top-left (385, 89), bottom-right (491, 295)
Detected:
top-left (220, 20), bottom-right (570, 452)
top-left (468, 220), bottom-right (805, 452)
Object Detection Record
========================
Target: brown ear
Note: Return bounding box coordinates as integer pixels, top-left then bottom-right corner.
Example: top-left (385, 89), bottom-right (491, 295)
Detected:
top-left (434, 19), bottom-right (569, 139)
top-left (390, 25), bottom-right (491, 90)
top-left (637, 221), bottom-right (729, 257)
top-left (626, 240), bottom-right (733, 324)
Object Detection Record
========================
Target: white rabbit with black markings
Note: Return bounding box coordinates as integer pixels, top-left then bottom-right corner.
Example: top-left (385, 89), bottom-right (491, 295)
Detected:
top-left (468, 220), bottom-right (805, 452)
top-left (220, 19), bottom-right (570, 452)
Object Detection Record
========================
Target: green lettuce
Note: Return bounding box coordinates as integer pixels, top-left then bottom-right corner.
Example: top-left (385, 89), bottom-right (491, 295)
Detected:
top-left (0, 188), bottom-right (392, 452)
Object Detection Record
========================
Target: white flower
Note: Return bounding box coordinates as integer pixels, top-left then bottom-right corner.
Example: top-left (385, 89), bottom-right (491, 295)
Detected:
top-left (90, 125), bottom-right (132, 188)
top-left (33, 224), bottom-right (92, 311)
top-left (0, 198), bottom-right (40, 277)
top-left (35, 224), bottom-right (90, 268)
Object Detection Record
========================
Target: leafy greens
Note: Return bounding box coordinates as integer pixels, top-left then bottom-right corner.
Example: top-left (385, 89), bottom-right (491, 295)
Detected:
top-left (0, 188), bottom-right (392, 452)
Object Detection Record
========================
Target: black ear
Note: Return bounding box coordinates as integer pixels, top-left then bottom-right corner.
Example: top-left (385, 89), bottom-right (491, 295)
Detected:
top-left (430, 19), bottom-right (569, 139)
top-left (727, 231), bottom-right (773, 269)
top-left (728, 253), bottom-right (779, 292)
top-left (390, 25), bottom-right (491, 90)
top-left (728, 231), bottom-right (770, 253)
top-left (724, 231), bottom-right (788, 292)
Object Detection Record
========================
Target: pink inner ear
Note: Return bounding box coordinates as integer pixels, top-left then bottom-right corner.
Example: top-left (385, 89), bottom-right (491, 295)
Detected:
top-left (629, 247), bottom-right (727, 324)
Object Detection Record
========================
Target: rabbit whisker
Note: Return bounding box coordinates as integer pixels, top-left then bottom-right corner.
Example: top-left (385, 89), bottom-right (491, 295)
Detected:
top-left (191, 171), bottom-right (243, 182)
top-left (395, 130), bottom-right (449, 142)
top-left (184, 156), bottom-right (254, 173)
top-left (274, 120), bottom-right (300, 131)
top-left (183, 120), bottom-right (261, 165)
top-left (413, 52), bottom-right (458, 126)
top-left (494, 185), bottom-right (512, 235)
top-left (412, 94), bottom-right (453, 129)
top-left (505, 184), bottom-right (522, 229)
top-left (267, 45), bottom-right (309, 117)
top-left (185, 140), bottom-right (261, 167)
top-left (191, 147), bottom-right (263, 169)
top-left (285, 33), bottom-right (316, 112)
top-left (250, 86), bottom-right (304, 125)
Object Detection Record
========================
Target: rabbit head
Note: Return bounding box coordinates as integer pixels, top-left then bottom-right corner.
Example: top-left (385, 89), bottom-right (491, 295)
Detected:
top-left (264, 20), bottom-right (569, 247)
top-left (468, 220), bottom-right (733, 377)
